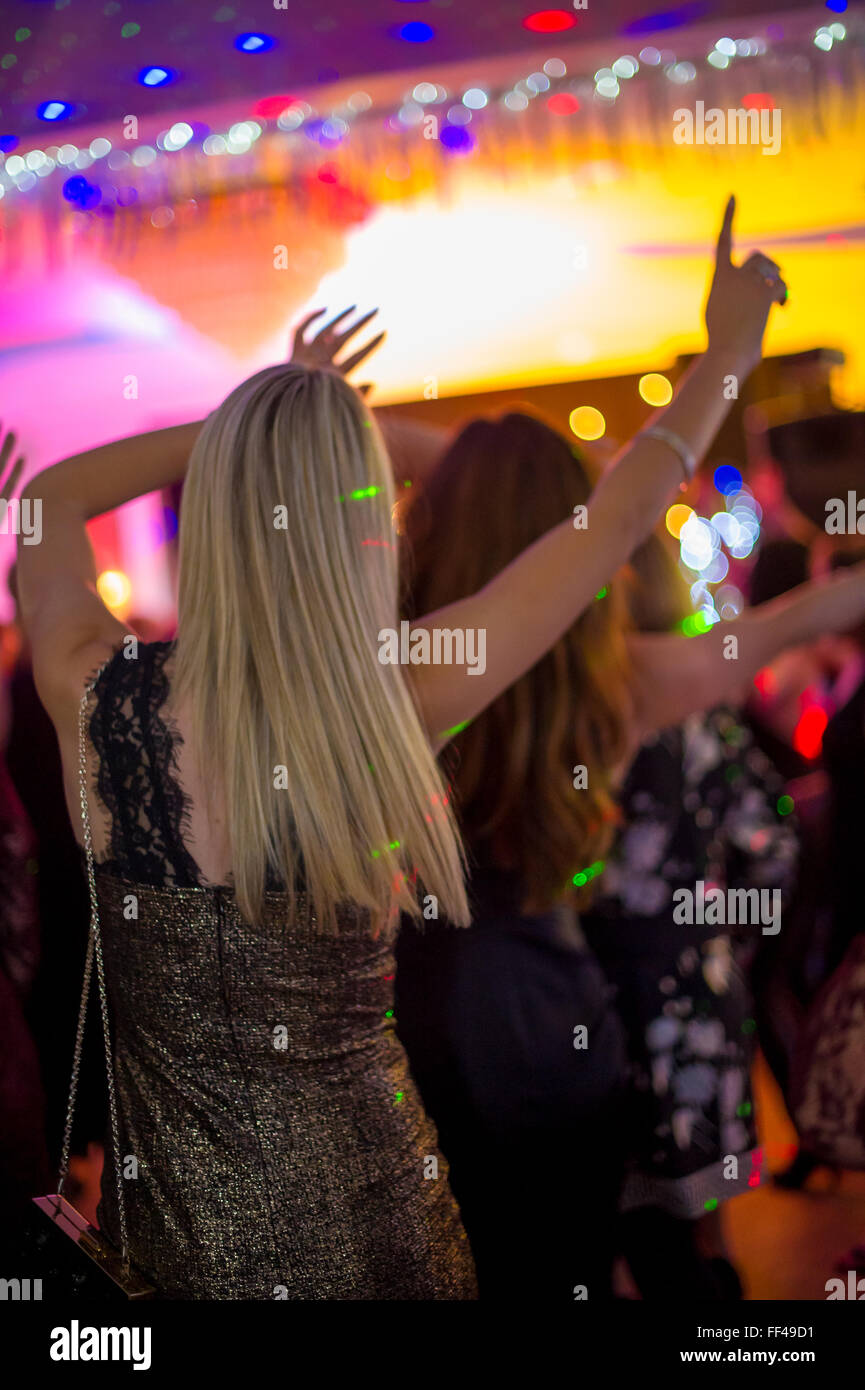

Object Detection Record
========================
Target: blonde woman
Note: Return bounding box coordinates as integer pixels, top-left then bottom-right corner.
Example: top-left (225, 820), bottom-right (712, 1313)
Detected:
top-left (18, 201), bottom-right (796, 1298)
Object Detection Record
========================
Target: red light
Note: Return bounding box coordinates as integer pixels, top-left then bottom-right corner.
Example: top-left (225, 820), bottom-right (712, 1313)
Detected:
top-left (253, 94), bottom-right (301, 118)
top-left (742, 92), bottom-right (775, 110)
top-left (548, 92), bottom-right (580, 115)
top-left (317, 162), bottom-right (339, 184)
top-left (792, 704), bottom-right (828, 761)
top-left (752, 667), bottom-right (776, 698)
top-left (523, 10), bottom-right (576, 33)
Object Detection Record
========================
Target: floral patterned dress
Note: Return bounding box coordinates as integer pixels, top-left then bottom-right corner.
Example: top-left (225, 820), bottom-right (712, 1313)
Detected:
top-left (582, 707), bottom-right (799, 1218)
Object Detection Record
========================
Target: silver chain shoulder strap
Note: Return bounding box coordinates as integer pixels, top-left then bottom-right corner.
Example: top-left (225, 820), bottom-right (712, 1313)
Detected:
top-left (56, 658), bottom-right (131, 1272)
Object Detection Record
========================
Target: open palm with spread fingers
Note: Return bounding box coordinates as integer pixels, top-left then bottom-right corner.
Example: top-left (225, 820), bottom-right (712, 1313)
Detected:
top-left (289, 306), bottom-right (385, 394)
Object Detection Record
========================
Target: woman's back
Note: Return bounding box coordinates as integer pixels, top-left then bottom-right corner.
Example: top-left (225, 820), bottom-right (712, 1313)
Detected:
top-left (87, 642), bottom-right (475, 1299)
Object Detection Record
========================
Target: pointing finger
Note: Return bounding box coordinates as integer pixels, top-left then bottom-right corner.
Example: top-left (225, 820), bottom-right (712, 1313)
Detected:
top-left (716, 195), bottom-right (735, 268)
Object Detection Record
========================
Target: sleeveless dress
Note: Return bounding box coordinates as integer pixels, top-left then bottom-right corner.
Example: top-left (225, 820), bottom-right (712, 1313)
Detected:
top-left (87, 640), bottom-right (476, 1300)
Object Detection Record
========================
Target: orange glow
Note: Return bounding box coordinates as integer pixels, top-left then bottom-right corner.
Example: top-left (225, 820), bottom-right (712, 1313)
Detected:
top-left (96, 569), bottom-right (132, 611)
top-left (569, 406), bottom-right (606, 440)
top-left (665, 503), bottom-right (694, 539)
top-left (639, 373), bottom-right (673, 407)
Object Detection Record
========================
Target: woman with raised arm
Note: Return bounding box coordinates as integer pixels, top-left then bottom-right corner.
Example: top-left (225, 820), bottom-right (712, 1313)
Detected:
top-left (397, 451), bottom-right (865, 1303)
top-left (17, 200), bottom-right (794, 1299)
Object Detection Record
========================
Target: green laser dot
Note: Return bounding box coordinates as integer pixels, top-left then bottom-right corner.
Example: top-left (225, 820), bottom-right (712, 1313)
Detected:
top-left (394, 1091), bottom-right (404, 1104)
top-left (777, 794), bottom-right (794, 816)
top-left (384, 1009), bottom-right (394, 1019)
top-left (121, 22), bottom-right (140, 37)
top-left (15, 27), bottom-right (31, 41)
top-left (704, 1198), bottom-right (719, 1212)
top-left (573, 860), bottom-right (605, 887)
top-left (439, 718), bottom-right (472, 739)
top-left (595, 587), bottom-right (608, 600)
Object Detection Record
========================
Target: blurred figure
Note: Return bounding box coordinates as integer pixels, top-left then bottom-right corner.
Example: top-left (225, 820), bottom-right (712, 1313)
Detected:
top-left (746, 539), bottom-right (835, 1173)
top-left (810, 543), bottom-right (865, 979)
top-left (746, 538), bottom-right (814, 779)
top-left (582, 536), bottom-right (799, 1299)
top-left (0, 426), bottom-right (52, 1237)
top-left (789, 542), bottom-right (865, 1214)
top-left (0, 722), bottom-right (52, 1232)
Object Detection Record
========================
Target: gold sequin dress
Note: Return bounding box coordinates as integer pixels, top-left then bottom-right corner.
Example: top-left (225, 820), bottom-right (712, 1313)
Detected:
top-left (87, 642), bottom-right (476, 1300)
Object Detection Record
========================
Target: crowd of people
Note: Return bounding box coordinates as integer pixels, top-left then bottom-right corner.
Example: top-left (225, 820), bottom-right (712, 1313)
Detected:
top-left (2, 196), bottom-right (865, 1300)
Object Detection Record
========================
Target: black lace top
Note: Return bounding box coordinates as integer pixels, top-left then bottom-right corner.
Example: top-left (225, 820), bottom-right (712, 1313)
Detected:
top-left (88, 641), bottom-right (203, 887)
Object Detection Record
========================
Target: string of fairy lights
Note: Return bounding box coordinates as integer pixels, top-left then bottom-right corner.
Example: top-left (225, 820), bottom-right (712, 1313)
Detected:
top-left (3, 5), bottom-right (853, 718)
top-left (0, 13), bottom-right (858, 206)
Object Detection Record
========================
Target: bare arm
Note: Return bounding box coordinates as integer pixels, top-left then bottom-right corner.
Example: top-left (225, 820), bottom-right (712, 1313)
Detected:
top-left (16, 421), bottom-right (204, 729)
top-left (409, 197), bottom-right (788, 744)
top-left (628, 563), bottom-right (865, 738)
top-left (410, 348), bottom-right (750, 743)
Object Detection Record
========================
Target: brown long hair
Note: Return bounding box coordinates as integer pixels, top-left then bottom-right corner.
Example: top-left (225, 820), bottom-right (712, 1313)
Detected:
top-left (626, 532), bottom-right (692, 634)
top-left (400, 412), bottom-right (633, 913)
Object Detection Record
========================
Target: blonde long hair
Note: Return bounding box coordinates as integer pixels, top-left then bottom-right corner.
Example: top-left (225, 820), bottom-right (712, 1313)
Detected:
top-left (175, 364), bottom-right (469, 930)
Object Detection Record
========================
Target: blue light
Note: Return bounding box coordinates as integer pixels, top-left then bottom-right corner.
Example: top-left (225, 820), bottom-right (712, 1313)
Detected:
top-left (62, 175), bottom-right (88, 201)
top-left (398, 21), bottom-right (435, 42)
top-left (62, 175), bottom-right (102, 209)
top-left (826, 0), bottom-right (847, 10)
top-left (439, 124), bottom-right (475, 153)
top-left (623, 4), bottom-right (707, 35)
top-left (0, 134), bottom-right (19, 152)
top-left (714, 464), bottom-right (743, 496)
top-left (38, 100), bottom-right (73, 121)
top-left (235, 33), bottom-right (275, 53)
top-left (138, 66), bottom-right (174, 87)
top-left (150, 506), bottom-right (179, 547)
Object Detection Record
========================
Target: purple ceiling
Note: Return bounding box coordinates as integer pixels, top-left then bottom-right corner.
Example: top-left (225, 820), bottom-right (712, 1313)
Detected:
top-left (1, 0), bottom-right (825, 139)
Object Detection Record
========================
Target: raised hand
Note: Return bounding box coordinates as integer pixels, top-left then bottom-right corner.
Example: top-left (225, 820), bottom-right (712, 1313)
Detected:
top-left (0, 425), bottom-right (25, 500)
top-left (705, 196), bottom-right (787, 373)
top-left (289, 306), bottom-right (385, 394)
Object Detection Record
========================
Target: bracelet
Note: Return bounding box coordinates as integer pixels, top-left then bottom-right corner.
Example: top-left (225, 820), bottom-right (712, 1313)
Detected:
top-left (639, 425), bottom-right (697, 486)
